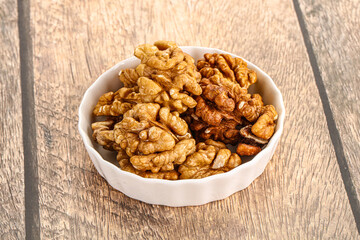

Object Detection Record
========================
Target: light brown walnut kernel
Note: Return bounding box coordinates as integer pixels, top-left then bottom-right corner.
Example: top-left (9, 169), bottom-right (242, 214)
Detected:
top-left (123, 103), bottom-right (160, 122)
top-left (211, 149), bottom-right (232, 169)
top-left (174, 74), bottom-right (202, 95)
top-left (93, 92), bottom-right (133, 116)
top-left (169, 88), bottom-right (197, 109)
top-left (178, 165), bottom-right (220, 179)
top-left (227, 153), bottom-right (242, 169)
top-left (119, 68), bottom-right (139, 87)
top-left (135, 63), bottom-right (152, 78)
top-left (184, 144), bottom-right (217, 167)
top-left (148, 48), bottom-right (184, 71)
top-left (113, 128), bottom-right (140, 157)
top-left (135, 53), bottom-right (201, 96)
top-left (138, 126), bottom-right (176, 155)
top-left (154, 40), bottom-right (178, 50)
top-left (159, 107), bottom-right (188, 136)
top-left (116, 78), bottom-right (194, 114)
top-left (251, 105), bottom-right (278, 140)
top-left (130, 139), bottom-right (196, 173)
top-left (118, 159), bottom-right (179, 180)
top-left (134, 44), bottom-right (159, 63)
top-left (116, 148), bottom-right (129, 162)
top-left (91, 120), bottom-right (117, 150)
top-left (134, 41), bottom-right (184, 70)
top-left (115, 103), bottom-right (160, 132)
top-left (116, 117), bottom-right (151, 132)
top-left (133, 41), bottom-right (201, 96)
top-left (204, 139), bottom-right (227, 151)
top-left (137, 77), bottom-right (163, 95)
top-left (179, 141), bottom-right (242, 179)
top-left (154, 91), bottom-right (190, 113)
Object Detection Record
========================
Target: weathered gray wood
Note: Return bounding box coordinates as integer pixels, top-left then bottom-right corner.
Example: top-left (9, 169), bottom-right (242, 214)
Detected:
top-left (0, 0), bottom-right (25, 239)
top-left (298, 0), bottom-right (360, 200)
top-left (30, 0), bottom-right (358, 238)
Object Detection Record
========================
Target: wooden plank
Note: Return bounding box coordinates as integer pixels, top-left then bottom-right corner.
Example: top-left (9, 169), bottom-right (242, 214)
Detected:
top-left (31, 0), bottom-right (358, 238)
top-left (298, 0), bottom-right (360, 202)
top-left (0, 0), bottom-right (25, 238)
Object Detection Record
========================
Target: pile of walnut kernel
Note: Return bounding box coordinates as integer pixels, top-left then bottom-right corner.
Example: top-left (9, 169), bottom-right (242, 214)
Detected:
top-left (91, 41), bottom-right (277, 180)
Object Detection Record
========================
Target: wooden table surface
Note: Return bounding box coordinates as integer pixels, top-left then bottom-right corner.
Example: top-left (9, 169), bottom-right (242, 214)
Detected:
top-left (1, 0), bottom-right (359, 239)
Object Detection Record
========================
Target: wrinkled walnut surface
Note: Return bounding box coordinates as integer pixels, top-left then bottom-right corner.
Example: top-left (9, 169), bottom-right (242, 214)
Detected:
top-left (187, 52), bottom-right (277, 153)
top-left (91, 41), bottom-right (277, 180)
top-left (178, 140), bottom-right (242, 179)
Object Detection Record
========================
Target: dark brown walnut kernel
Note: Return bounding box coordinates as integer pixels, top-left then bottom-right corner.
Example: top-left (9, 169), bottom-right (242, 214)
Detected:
top-left (236, 143), bottom-right (262, 156)
top-left (187, 52), bottom-right (277, 156)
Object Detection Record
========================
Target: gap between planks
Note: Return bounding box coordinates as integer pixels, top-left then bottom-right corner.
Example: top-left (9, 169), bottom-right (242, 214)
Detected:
top-left (293, 0), bottom-right (360, 234)
top-left (18, 0), bottom-right (41, 239)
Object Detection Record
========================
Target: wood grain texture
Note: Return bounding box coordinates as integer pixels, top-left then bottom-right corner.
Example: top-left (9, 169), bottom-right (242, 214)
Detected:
top-left (0, 0), bottom-right (25, 239)
top-left (298, 0), bottom-right (360, 199)
top-left (30, 0), bottom-right (358, 238)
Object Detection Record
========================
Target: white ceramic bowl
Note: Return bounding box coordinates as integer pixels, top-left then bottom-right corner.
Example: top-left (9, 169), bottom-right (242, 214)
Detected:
top-left (78, 46), bottom-right (285, 207)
